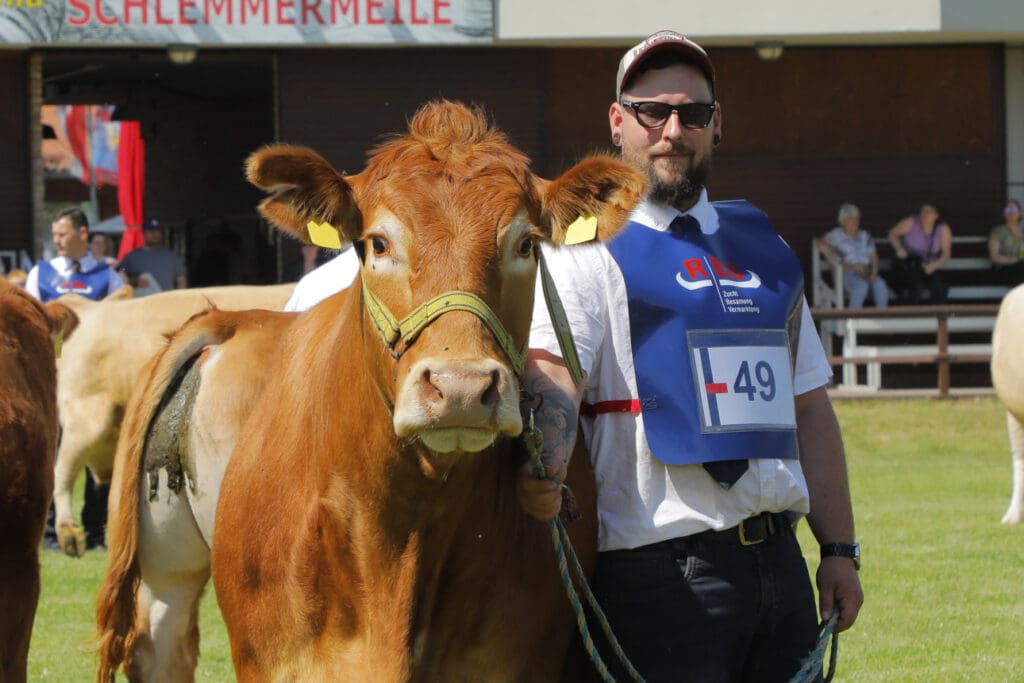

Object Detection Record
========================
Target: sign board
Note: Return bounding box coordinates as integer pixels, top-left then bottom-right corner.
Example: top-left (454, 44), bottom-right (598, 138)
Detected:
top-left (0, 0), bottom-right (493, 44)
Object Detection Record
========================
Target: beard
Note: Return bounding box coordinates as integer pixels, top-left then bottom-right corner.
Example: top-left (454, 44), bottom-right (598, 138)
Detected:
top-left (625, 143), bottom-right (712, 212)
top-left (648, 155), bottom-right (711, 212)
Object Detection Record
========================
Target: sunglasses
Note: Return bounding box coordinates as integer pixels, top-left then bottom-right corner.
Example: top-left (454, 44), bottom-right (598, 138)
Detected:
top-left (620, 100), bottom-right (717, 130)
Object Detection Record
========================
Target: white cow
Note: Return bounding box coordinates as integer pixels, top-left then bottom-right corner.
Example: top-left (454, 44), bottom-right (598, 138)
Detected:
top-left (52, 283), bottom-right (295, 555)
top-left (991, 283), bottom-right (1024, 524)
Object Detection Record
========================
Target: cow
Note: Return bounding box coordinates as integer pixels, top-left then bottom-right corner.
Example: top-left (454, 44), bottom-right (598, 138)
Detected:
top-left (51, 283), bottom-right (295, 556)
top-left (992, 283), bottom-right (1024, 524)
top-left (0, 279), bottom-right (78, 682)
top-left (95, 100), bottom-right (645, 682)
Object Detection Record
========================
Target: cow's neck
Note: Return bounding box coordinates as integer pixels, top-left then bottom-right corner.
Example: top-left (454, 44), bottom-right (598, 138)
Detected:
top-left (316, 286), bottom-right (519, 674)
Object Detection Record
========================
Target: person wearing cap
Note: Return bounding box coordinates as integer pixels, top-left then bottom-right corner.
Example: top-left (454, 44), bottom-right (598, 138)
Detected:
top-left (119, 219), bottom-right (188, 295)
top-left (518, 30), bottom-right (862, 681)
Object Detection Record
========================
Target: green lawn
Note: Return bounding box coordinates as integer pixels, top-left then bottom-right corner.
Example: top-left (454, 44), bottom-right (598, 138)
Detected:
top-left (27, 397), bottom-right (1024, 681)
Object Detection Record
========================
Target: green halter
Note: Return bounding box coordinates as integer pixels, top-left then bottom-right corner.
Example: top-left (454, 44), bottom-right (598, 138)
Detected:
top-left (359, 247), bottom-right (582, 387)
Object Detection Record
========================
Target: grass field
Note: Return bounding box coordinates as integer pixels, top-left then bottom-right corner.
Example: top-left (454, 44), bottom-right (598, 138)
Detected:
top-left (26, 397), bottom-right (1024, 681)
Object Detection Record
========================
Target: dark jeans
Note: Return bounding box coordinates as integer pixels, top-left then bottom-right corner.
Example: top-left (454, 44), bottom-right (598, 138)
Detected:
top-left (889, 259), bottom-right (947, 304)
top-left (590, 521), bottom-right (819, 683)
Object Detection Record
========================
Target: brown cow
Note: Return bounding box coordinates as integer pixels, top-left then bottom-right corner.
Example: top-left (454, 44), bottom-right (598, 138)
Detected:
top-left (96, 100), bottom-right (644, 682)
top-left (52, 284), bottom-right (295, 556)
top-left (0, 279), bottom-right (77, 682)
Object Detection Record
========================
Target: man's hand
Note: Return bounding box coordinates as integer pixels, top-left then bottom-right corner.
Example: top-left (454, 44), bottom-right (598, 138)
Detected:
top-left (516, 462), bottom-right (566, 521)
top-left (816, 557), bottom-right (864, 632)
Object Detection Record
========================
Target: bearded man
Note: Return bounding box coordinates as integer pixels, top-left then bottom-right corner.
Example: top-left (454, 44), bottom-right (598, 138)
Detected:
top-left (517, 30), bottom-right (863, 683)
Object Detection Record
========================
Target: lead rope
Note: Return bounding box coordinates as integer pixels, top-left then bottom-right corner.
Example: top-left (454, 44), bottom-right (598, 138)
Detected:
top-left (522, 408), bottom-right (646, 683)
top-left (788, 611), bottom-right (839, 683)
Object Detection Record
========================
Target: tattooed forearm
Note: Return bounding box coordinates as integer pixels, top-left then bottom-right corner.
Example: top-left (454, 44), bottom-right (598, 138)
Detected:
top-left (521, 361), bottom-right (581, 470)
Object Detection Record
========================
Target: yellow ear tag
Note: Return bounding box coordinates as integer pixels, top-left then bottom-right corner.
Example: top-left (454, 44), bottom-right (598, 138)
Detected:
top-left (54, 331), bottom-right (64, 360)
top-left (306, 220), bottom-right (342, 249)
top-left (564, 215), bottom-right (598, 245)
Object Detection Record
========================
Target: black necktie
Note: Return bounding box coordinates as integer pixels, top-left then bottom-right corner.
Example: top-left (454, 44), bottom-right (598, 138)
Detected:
top-left (70, 259), bottom-right (81, 273)
top-left (669, 214), bottom-right (749, 489)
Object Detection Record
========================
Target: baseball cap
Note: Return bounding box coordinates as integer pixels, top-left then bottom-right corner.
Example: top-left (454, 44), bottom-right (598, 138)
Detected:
top-left (616, 30), bottom-right (716, 100)
top-left (143, 219), bottom-right (162, 230)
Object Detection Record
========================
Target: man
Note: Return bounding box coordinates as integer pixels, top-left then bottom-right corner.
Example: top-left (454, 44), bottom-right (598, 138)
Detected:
top-left (25, 207), bottom-right (126, 302)
top-left (282, 245), bottom-right (359, 312)
top-left (26, 206), bottom-right (123, 552)
top-left (518, 31), bottom-right (863, 682)
top-left (119, 219), bottom-right (187, 294)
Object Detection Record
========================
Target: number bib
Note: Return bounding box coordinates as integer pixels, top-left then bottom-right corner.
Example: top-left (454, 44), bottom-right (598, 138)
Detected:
top-left (689, 330), bottom-right (796, 433)
top-left (604, 201), bottom-right (803, 465)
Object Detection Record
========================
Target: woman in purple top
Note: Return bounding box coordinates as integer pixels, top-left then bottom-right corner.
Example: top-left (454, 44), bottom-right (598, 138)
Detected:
top-left (887, 202), bottom-right (953, 304)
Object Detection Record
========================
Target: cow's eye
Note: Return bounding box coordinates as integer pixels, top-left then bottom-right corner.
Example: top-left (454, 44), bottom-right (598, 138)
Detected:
top-left (516, 235), bottom-right (535, 258)
top-left (370, 236), bottom-right (389, 257)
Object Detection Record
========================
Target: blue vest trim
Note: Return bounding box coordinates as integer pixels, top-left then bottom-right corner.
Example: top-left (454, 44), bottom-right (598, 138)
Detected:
top-left (605, 201), bottom-right (804, 466)
top-left (37, 261), bottom-right (112, 302)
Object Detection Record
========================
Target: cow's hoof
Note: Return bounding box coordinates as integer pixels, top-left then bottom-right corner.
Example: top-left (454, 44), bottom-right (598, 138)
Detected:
top-left (1000, 508), bottom-right (1022, 525)
top-left (57, 524), bottom-right (87, 558)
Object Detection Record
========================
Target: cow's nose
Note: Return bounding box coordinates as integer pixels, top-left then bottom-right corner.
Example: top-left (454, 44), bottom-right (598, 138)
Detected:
top-left (418, 364), bottom-right (502, 415)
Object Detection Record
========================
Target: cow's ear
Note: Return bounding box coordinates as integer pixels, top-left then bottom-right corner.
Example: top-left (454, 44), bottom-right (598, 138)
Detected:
top-left (246, 144), bottom-right (363, 245)
top-left (43, 301), bottom-right (79, 345)
top-left (536, 155), bottom-right (647, 246)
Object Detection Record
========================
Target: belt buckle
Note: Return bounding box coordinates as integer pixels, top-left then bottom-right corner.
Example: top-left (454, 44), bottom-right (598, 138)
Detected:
top-left (738, 514), bottom-right (772, 546)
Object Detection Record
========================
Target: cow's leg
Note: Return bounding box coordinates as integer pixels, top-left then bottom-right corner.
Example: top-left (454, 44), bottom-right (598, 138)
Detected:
top-left (129, 470), bottom-right (211, 683)
top-left (1002, 411), bottom-right (1024, 525)
top-left (52, 427), bottom-right (99, 557)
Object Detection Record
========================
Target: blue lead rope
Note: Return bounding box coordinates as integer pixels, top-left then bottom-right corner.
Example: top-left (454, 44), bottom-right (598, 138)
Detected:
top-left (788, 610), bottom-right (840, 683)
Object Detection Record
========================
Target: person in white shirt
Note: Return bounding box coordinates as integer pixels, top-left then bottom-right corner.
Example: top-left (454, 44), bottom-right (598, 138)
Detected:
top-left (30, 206), bottom-right (123, 553)
top-left (517, 31), bottom-right (863, 682)
top-left (282, 245), bottom-right (360, 312)
top-left (26, 207), bottom-right (126, 303)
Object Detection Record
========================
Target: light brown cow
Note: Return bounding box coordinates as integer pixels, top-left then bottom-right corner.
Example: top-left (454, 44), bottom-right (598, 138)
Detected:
top-left (991, 283), bottom-right (1024, 524)
top-left (96, 100), bottom-right (644, 682)
top-left (0, 279), bottom-right (77, 682)
top-left (52, 284), bottom-right (295, 556)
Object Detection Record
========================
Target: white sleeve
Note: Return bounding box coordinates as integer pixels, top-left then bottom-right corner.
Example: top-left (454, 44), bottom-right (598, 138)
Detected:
top-left (528, 242), bottom-right (609, 377)
top-left (25, 266), bottom-right (41, 300)
top-left (284, 249), bottom-right (360, 312)
top-left (793, 298), bottom-right (832, 395)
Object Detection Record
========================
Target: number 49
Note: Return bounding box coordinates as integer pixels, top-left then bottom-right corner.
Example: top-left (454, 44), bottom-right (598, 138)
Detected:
top-left (733, 360), bottom-right (776, 401)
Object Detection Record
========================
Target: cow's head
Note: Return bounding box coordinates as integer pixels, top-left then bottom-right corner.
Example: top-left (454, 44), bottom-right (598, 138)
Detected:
top-left (248, 101), bottom-right (645, 457)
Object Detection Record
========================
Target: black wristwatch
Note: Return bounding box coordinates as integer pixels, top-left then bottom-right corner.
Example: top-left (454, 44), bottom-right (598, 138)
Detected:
top-left (820, 542), bottom-right (860, 570)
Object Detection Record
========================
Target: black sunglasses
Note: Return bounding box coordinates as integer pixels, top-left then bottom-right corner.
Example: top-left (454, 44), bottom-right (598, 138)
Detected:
top-left (620, 100), bottom-right (717, 130)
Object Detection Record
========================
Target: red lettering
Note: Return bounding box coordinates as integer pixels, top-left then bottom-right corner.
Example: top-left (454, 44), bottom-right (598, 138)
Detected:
top-left (241, 0), bottom-right (268, 24)
top-left (433, 0), bottom-right (449, 24)
top-left (684, 259), bottom-right (708, 280)
top-left (409, 0), bottom-right (426, 23)
top-left (330, 0), bottom-right (357, 22)
top-left (205, 0), bottom-right (233, 24)
top-left (367, 0), bottom-right (384, 23)
top-left (389, 0), bottom-right (401, 23)
top-left (300, 0), bottom-right (323, 23)
top-left (710, 257), bottom-right (742, 280)
top-left (96, 0), bottom-right (118, 24)
top-left (123, 0), bottom-right (147, 23)
top-left (276, 0), bottom-right (295, 23)
top-left (153, 0), bottom-right (172, 24)
top-left (179, 0), bottom-right (198, 24)
top-left (67, 0), bottom-right (90, 25)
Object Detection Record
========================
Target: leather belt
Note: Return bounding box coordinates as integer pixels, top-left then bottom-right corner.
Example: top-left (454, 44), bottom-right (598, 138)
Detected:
top-left (693, 512), bottom-right (790, 546)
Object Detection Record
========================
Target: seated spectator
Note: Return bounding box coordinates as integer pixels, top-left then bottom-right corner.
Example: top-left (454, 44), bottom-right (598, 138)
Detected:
top-left (887, 202), bottom-right (952, 304)
top-left (989, 199), bottom-right (1024, 288)
top-left (820, 202), bottom-right (888, 308)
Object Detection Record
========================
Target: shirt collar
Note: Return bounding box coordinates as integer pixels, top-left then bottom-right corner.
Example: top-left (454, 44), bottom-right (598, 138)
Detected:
top-left (630, 188), bottom-right (720, 235)
top-left (55, 254), bottom-right (99, 272)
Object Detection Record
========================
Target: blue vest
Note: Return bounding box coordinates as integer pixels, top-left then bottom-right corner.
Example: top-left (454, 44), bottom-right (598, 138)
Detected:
top-left (37, 260), bottom-right (112, 302)
top-left (605, 201), bottom-right (804, 466)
